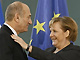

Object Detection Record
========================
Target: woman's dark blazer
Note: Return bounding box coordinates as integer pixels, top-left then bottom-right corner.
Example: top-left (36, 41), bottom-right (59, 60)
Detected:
top-left (29, 43), bottom-right (80, 60)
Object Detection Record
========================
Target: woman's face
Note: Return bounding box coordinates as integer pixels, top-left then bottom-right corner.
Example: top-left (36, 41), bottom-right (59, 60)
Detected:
top-left (50, 22), bottom-right (68, 48)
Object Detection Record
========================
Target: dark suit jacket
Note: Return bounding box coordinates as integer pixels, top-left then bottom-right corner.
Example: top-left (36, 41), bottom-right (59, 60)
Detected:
top-left (0, 25), bottom-right (28, 60)
top-left (29, 43), bottom-right (80, 60)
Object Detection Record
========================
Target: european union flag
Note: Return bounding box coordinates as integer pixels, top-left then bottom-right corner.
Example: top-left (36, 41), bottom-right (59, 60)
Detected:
top-left (28, 0), bottom-right (69, 60)
top-left (0, 0), bottom-right (4, 28)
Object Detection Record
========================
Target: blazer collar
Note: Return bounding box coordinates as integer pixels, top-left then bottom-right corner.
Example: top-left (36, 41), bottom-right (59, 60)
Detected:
top-left (1, 24), bottom-right (14, 35)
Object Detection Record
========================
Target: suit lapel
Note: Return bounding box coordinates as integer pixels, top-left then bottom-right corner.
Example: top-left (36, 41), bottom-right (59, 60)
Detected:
top-left (1, 24), bottom-right (14, 35)
top-left (1, 24), bottom-right (27, 59)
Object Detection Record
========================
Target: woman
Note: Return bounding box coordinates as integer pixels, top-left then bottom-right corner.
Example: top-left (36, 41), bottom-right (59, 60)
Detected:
top-left (11, 16), bottom-right (80, 60)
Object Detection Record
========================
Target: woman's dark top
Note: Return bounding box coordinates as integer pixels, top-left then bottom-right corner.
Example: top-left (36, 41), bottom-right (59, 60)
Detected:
top-left (29, 43), bottom-right (80, 60)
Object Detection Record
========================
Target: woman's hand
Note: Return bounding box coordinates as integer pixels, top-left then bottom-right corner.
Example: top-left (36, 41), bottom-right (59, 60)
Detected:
top-left (11, 34), bottom-right (28, 49)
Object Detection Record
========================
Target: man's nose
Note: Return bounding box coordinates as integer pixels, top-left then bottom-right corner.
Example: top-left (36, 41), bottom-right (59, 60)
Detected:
top-left (29, 19), bottom-right (32, 25)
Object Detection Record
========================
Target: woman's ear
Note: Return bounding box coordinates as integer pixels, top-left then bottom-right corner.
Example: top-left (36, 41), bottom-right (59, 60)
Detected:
top-left (14, 13), bottom-right (20, 23)
top-left (65, 30), bottom-right (70, 38)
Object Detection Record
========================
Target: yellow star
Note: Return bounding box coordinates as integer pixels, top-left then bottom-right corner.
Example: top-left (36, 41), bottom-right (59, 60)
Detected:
top-left (33, 20), bottom-right (45, 34)
top-left (52, 12), bottom-right (60, 19)
top-left (29, 39), bottom-right (33, 45)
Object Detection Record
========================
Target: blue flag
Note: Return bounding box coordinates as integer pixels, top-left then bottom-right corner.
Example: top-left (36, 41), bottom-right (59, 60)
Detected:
top-left (0, 0), bottom-right (4, 28)
top-left (28, 0), bottom-right (69, 60)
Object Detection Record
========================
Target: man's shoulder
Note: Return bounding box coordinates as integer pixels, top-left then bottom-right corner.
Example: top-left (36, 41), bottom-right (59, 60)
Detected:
top-left (0, 28), bottom-right (9, 36)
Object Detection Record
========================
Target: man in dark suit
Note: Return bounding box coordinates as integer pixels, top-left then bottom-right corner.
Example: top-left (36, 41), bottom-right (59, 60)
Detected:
top-left (0, 1), bottom-right (32, 60)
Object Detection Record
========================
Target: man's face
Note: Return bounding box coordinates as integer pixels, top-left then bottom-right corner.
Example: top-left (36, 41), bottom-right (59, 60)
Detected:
top-left (18, 5), bottom-right (32, 33)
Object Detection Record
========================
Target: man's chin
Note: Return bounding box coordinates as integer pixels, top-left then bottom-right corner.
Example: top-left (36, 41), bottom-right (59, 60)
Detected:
top-left (24, 30), bottom-right (28, 32)
top-left (20, 30), bottom-right (28, 33)
top-left (24, 29), bottom-right (28, 32)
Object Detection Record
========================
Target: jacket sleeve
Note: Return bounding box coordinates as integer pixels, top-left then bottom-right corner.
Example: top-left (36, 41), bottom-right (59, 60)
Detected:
top-left (29, 46), bottom-right (64, 60)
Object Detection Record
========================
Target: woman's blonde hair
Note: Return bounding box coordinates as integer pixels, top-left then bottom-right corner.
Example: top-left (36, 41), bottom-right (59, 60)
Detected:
top-left (49, 16), bottom-right (78, 42)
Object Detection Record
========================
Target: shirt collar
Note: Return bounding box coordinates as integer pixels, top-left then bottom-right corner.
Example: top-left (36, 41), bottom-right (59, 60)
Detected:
top-left (4, 22), bottom-right (17, 36)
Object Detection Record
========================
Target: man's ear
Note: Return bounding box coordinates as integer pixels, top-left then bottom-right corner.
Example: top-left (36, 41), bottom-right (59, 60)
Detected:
top-left (14, 13), bottom-right (20, 23)
top-left (65, 30), bottom-right (70, 38)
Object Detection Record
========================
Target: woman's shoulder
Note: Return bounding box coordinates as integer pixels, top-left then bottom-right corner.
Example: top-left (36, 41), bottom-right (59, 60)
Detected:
top-left (45, 46), bottom-right (56, 53)
top-left (72, 44), bottom-right (80, 50)
top-left (63, 43), bottom-right (80, 51)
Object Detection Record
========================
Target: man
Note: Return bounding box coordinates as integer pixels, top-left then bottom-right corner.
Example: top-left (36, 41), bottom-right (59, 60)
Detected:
top-left (0, 1), bottom-right (32, 60)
